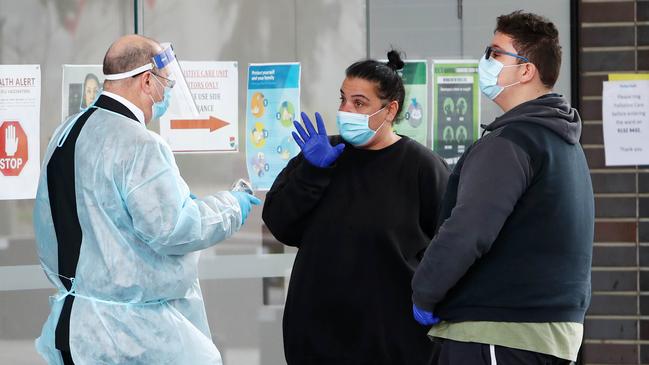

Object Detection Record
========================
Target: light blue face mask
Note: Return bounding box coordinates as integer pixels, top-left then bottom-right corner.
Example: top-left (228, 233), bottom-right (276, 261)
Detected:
top-left (150, 73), bottom-right (172, 120)
top-left (478, 55), bottom-right (526, 100)
top-left (336, 107), bottom-right (386, 146)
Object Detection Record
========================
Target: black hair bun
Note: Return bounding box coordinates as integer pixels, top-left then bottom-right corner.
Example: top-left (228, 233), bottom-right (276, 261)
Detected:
top-left (386, 50), bottom-right (405, 71)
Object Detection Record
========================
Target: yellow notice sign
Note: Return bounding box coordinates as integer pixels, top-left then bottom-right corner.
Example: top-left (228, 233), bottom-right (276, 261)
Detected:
top-left (609, 74), bottom-right (649, 81)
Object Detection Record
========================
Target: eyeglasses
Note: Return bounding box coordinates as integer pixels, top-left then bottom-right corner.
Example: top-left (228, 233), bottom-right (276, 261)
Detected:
top-left (484, 46), bottom-right (529, 63)
top-left (130, 70), bottom-right (176, 89)
top-left (150, 72), bottom-right (176, 89)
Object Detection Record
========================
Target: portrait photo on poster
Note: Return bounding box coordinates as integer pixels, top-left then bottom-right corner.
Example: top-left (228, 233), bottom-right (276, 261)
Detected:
top-left (61, 65), bottom-right (104, 121)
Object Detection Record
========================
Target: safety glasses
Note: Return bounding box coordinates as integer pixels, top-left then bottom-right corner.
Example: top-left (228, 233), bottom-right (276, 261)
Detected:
top-left (484, 46), bottom-right (529, 63)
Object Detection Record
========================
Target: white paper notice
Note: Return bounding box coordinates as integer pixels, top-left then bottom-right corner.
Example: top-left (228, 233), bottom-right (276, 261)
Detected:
top-left (160, 61), bottom-right (239, 153)
top-left (603, 80), bottom-right (649, 166)
top-left (0, 65), bottom-right (41, 200)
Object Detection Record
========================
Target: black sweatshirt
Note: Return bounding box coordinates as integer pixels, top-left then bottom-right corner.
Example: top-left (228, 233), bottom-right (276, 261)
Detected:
top-left (412, 94), bottom-right (594, 324)
top-left (263, 135), bottom-right (449, 365)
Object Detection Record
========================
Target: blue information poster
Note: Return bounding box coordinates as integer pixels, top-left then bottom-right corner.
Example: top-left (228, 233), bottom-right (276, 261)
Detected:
top-left (245, 63), bottom-right (301, 190)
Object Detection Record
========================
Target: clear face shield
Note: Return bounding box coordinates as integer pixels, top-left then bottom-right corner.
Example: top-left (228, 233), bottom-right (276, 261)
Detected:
top-left (152, 43), bottom-right (198, 117)
top-left (104, 43), bottom-right (199, 118)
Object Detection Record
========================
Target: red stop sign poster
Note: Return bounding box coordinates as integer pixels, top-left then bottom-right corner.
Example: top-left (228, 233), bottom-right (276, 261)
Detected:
top-left (0, 121), bottom-right (28, 176)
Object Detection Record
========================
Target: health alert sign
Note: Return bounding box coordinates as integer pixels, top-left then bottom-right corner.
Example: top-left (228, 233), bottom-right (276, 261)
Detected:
top-left (0, 65), bottom-right (40, 200)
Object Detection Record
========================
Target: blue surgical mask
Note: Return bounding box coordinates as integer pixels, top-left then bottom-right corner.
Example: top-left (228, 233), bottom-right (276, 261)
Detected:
top-left (149, 74), bottom-right (172, 120)
top-left (478, 55), bottom-right (525, 100)
top-left (336, 107), bottom-right (386, 146)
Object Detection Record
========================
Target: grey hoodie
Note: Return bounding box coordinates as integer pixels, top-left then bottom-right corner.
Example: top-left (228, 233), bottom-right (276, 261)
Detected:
top-left (484, 93), bottom-right (582, 144)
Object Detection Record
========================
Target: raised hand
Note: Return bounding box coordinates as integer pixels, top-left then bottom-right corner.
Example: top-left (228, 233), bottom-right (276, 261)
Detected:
top-left (292, 112), bottom-right (344, 168)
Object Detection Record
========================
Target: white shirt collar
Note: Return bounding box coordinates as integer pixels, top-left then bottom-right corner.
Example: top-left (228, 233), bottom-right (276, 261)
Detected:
top-left (101, 91), bottom-right (145, 124)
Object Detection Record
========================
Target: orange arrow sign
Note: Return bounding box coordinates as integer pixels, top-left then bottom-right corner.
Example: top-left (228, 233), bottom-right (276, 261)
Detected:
top-left (170, 116), bottom-right (230, 132)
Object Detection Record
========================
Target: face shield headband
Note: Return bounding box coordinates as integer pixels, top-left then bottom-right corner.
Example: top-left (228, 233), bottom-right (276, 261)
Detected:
top-left (103, 46), bottom-right (175, 81)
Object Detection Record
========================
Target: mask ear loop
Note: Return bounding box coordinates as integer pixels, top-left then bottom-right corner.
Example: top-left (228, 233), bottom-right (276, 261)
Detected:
top-left (500, 62), bottom-right (530, 89)
top-left (148, 72), bottom-right (167, 104)
top-left (368, 105), bottom-right (386, 118)
top-left (372, 102), bottom-right (397, 131)
top-left (368, 103), bottom-right (392, 141)
top-left (373, 119), bottom-right (388, 134)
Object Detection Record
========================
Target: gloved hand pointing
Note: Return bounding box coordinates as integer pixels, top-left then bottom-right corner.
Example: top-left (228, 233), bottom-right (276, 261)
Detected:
top-left (412, 304), bottom-right (440, 326)
top-left (292, 112), bottom-right (345, 168)
top-left (231, 191), bottom-right (262, 225)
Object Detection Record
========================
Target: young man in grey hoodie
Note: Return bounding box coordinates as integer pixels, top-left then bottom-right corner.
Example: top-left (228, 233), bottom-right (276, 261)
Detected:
top-left (411, 11), bottom-right (594, 365)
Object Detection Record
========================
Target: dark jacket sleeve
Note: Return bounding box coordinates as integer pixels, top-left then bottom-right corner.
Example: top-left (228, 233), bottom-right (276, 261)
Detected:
top-left (262, 153), bottom-right (336, 247)
top-left (411, 135), bottom-right (532, 312)
top-left (419, 153), bottom-right (450, 242)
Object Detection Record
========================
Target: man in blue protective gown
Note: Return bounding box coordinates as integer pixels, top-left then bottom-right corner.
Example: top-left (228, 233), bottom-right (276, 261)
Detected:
top-left (33, 34), bottom-right (260, 365)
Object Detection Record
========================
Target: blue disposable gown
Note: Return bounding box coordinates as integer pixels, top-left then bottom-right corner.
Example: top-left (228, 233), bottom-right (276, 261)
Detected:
top-left (33, 107), bottom-right (242, 364)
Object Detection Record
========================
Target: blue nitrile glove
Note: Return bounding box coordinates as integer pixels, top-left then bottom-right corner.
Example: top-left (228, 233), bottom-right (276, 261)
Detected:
top-left (231, 191), bottom-right (262, 224)
top-left (413, 304), bottom-right (440, 326)
top-left (292, 112), bottom-right (345, 168)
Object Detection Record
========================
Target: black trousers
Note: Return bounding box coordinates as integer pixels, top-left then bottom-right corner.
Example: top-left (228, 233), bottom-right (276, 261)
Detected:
top-left (431, 338), bottom-right (573, 365)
